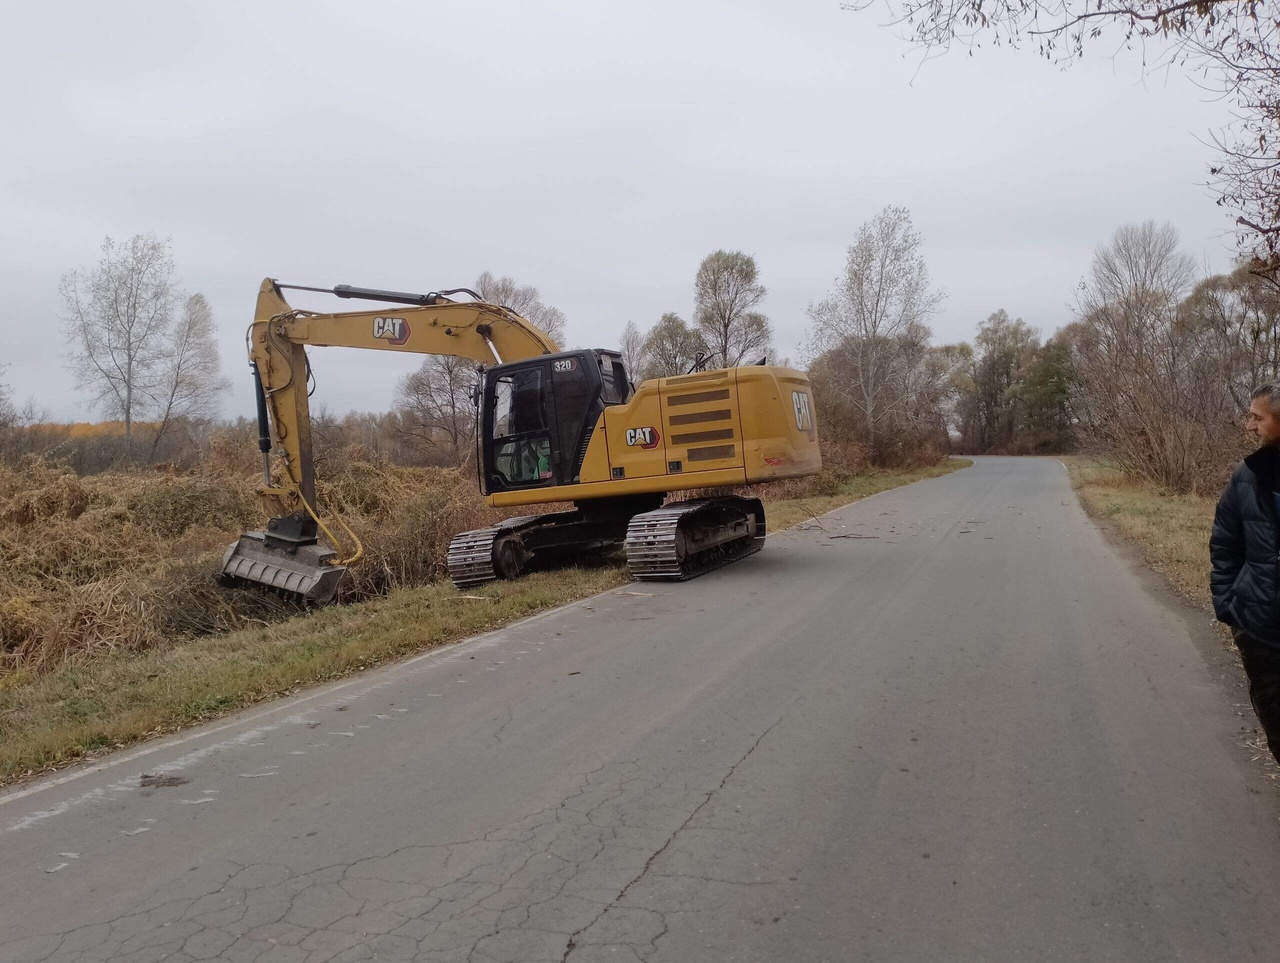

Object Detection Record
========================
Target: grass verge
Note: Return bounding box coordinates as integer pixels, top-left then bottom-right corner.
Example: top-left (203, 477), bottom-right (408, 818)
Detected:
top-left (0, 458), bottom-right (971, 788)
top-left (1062, 456), bottom-right (1214, 612)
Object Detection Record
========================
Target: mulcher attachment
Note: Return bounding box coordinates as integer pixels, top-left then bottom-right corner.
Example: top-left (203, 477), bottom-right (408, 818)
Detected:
top-left (219, 510), bottom-right (346, 604)
top-left (624, 497), bottom-right (766, 581)
top-left (219, 533), bottom-right (346, 603)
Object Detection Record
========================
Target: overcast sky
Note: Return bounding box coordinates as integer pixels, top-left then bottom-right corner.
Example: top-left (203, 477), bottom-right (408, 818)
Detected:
top-left (0, 0), bottom-right (1238, 421)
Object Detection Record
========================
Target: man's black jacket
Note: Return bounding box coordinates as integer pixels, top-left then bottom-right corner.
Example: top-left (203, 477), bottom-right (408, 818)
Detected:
top-left (1211, 445), bottom-right (1280, 647)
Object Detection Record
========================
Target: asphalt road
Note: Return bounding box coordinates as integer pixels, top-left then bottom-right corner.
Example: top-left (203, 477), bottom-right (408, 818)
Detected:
top-left (3, 456), bottom-right (1280, 963)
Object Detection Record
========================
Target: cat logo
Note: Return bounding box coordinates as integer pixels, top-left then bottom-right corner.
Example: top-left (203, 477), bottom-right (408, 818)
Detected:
top-left (625, 426), bottom-right (661, 449)
top-left (792, 391), bottom-right (814, 432)
top-left (373, 316), bottom-right (411, 346)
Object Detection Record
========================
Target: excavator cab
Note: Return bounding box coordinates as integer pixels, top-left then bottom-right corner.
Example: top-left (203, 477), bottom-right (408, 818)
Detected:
top-left (481, 349), bottom-right (630, 494)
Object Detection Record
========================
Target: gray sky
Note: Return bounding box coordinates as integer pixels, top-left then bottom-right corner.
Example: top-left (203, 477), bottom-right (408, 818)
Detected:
top-left (1, 0), bottom-right (1238, 421)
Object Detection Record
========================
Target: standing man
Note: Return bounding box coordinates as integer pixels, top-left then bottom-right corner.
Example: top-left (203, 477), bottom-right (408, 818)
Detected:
top-left (1211, 382), bottom-right (1280, 765)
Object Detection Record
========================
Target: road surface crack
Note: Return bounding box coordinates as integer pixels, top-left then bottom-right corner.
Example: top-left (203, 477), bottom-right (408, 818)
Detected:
top-left (560, 717), bottom-right (783, 960)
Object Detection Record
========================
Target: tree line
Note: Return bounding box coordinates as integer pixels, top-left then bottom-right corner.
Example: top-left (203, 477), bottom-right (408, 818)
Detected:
top-left (8, 219), bottom-right (1275, 494)
top-left (801, 208), bottom-right (1278, 492)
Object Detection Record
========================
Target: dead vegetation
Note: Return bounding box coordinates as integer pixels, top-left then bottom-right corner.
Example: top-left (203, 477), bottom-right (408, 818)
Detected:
top-left (0, 451), bottom-right (494, 676)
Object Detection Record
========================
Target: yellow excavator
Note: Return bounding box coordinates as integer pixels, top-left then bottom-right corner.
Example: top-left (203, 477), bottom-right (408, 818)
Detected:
top-left (220, 279), bottom-right (822, 602)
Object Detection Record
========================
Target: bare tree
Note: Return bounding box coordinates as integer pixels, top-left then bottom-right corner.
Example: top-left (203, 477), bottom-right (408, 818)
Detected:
top-left (146, 293), bottom-right (229, 457)
top-left (929, 341), bottom-right (977, 442)
top-left (474, 271), bottom-right (567, 346)
top-left (1071, 221), bottom-right (1237, 489)
top-left (61, 237), bottom-right (227, 460)
top-left (61, 235), bottom-right (181, 443)
top-left (1181, 264), bottom-right (1280, 411)
top-left (395, 354), bottom-right (479, 465)
top-left (642, 312), bottom-right (706, 379)
top-left (619, 320), bottom-right (648, 382)
top-left (898, 322), bottom-right (955, 430)
top-left (0, 364), bottom-right (14, 429)
top-left (693, 251), bottom-right (772, 367)
top-left (805, 206), bottom-right (946, 452)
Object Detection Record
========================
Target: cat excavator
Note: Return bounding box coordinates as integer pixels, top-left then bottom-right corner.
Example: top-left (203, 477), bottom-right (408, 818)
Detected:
top-left (220, 278), bottom-right (822, 603)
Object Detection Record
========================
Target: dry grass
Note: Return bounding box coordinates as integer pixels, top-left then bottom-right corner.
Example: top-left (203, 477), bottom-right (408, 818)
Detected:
top-left (1063, 456), bottom-right (1215, 611)
top-left (0, 455), bottom-right (970, 787)
top-left (0, 455), bottom-right (494, 674)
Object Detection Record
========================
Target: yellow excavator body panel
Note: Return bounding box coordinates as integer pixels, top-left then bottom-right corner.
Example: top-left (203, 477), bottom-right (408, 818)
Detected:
top-left (575, 412), bottom-right (612, 485)
top-left (484, 365), bottom-right (820, 508)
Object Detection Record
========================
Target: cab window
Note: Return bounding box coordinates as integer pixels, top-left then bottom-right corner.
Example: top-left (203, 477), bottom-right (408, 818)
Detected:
top-left (490, 368), bottom-right (553, 486)
top-left (599, 356), bottom-right (631, 405)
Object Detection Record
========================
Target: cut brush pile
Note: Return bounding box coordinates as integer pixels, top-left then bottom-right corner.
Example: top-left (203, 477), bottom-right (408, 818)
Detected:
top-left (0, 454), bottom-right (493, 677)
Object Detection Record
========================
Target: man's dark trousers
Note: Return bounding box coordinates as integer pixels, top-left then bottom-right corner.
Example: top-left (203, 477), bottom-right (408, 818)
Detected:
top-left (1234, 629), bottom-right (1280, 766)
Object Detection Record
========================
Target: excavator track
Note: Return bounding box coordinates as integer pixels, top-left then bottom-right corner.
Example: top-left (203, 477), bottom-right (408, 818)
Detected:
top-left (447, 527), bottom-right (503, 588)
top-left (447, 508), bottom-right (622, 590)
top-left (624, 497), bottom-right (766, 581)
top-left (449, 497), bottom-right (764, 589)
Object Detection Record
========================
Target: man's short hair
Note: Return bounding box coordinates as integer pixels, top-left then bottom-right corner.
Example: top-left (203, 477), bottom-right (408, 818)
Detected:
top-left (1252, 382), bottom-right (1280, 414)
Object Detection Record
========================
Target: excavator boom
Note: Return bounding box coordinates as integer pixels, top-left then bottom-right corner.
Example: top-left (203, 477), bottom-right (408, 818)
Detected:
top-left (220, 279), bottom-right (558, 601)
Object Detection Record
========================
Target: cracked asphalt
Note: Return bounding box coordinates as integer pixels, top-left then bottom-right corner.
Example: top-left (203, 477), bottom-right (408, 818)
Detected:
top-left (4, 457), bottom-right (1280, 961)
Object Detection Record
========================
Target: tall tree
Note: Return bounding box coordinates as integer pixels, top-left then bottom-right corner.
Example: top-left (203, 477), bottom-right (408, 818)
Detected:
top-left (930, 341), bottom-right (977, 442)
top-left (474, 271), bottom-right (567, 346)
top-left (395, 354), bottom-right (479, 465)
top-left (61, 235), bottom-right (225, 447)
top-left (693, 251), bottom-right (772, 367)
top-left (0, 363), bottom-right (13, 428)
top-left (969, 309), bottom-right (1041, 451)
top-left (805, 206), bottom-right (946, 451)
top-left (1020, 332), bottom-right (1080, 451)
top-left (619, 320), bottom-right (648, 382)
top-left (147, 293), bottom-right (230, 456)
top-left (642, 312), bottom-right (705, 379)
top-left (1181, 264), bottom-right (1280, 411)
top-left (1072, 221), bottom-right (1229, 489)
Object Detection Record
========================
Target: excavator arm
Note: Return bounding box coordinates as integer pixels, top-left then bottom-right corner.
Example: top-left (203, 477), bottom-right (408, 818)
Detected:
top-left (250, 278), bottom-right (557, 511)
top-left (222, 278), bottom-right (558, 600)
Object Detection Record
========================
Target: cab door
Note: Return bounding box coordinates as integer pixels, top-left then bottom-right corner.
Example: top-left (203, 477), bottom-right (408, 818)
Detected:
top-left (485, 362), bottom-right (557, 492)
